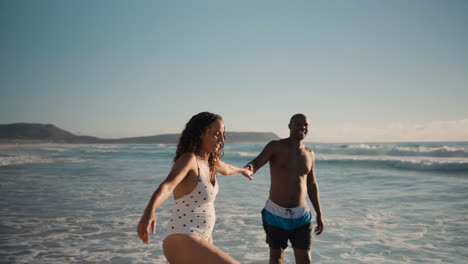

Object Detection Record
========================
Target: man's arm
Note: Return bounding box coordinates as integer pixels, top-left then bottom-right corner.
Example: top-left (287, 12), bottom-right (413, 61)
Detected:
top-left (245, 141), bottom-right (275, 173)
top-left (307, 151), bottom-right (324, 235)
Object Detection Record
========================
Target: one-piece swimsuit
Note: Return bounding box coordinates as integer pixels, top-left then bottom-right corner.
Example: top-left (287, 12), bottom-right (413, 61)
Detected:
top-left (163, 159), bottom-right (219, 240)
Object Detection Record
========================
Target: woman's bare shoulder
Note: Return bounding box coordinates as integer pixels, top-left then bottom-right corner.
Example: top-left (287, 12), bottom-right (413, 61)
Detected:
top-left (174, 152), bottom-right (197, 169)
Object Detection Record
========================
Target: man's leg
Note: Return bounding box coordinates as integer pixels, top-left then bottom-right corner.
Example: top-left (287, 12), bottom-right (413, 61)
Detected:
top-left (293, 248), bottom-right (311, 264)
top-left (269, 247), bottom-right (286, 264)
top-left (290, 223), bottom-right (313, 263)
top-left (262, 209), bottom-right (289, 264)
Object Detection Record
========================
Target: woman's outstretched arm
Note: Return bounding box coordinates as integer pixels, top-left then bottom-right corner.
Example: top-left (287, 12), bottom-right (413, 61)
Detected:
top-left (216, 160), bottom-right (253, 180)
top-left (137, 153), bottom-right (196, 244)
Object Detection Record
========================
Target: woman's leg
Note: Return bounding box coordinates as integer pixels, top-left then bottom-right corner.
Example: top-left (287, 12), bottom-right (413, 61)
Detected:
top-left (163, 234), bottom-right (239, 264)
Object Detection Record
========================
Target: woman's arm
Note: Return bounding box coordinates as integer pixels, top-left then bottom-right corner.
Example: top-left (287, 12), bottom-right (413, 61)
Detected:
top-left (216, 160), bottom-right (253, 180)
top-left (137, 152), bottom-right (196, 244)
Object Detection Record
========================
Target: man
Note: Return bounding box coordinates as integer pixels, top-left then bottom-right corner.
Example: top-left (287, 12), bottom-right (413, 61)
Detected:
top-left (245, 114), bottom-right (323, 264)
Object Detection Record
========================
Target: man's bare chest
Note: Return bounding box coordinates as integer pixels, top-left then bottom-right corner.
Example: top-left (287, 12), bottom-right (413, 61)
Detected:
top-left (272, 149), bottom-right (312, 175)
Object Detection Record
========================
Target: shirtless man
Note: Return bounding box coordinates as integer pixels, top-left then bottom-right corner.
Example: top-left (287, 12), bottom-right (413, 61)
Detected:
top-left (245, 114), bottom-right (323, 264)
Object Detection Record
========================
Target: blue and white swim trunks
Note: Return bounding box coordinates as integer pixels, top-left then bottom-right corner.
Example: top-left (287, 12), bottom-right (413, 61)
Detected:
top-left (261, 199), bottom-right (313, 249)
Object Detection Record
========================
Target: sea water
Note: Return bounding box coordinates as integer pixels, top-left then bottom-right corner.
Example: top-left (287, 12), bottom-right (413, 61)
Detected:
top-left (0, 142), bottom-right (467, 263)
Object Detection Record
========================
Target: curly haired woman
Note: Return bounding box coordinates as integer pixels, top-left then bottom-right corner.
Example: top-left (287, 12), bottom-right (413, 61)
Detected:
top-left (137, 112), bottom-right (253, 263)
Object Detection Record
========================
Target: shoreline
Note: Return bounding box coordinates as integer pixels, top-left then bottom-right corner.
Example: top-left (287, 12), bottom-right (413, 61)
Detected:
top-left (0, 143), bottom-right (61, 150)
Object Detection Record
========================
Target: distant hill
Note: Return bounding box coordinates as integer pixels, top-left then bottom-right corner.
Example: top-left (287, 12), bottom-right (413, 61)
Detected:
top-left (0, 123), bottom-right (279, 144)
top-left (0, 123), bottom-right (101, 143)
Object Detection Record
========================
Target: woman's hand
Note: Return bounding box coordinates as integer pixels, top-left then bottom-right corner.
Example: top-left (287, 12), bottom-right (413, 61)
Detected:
top-left (137, 211), bottom-right (157, 244)
top-left (241, 167), bottom-right (253, 181)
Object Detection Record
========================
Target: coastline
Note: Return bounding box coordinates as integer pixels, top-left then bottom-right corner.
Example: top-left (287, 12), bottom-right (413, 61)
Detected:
top-left (0, 143), bottom-right (61, 150)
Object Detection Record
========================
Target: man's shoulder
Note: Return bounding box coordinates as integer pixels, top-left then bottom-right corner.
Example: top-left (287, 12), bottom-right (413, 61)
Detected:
top-left (266, 139), bottom-right (289, 149)
top-left (276, 138), bottom-right (291, 145)
top-left (305, 145), bottom-right (315, 154)
top-left (266, 139), bottom-right (284, 147)
top-left (304, 146), bottom-right (314, 153)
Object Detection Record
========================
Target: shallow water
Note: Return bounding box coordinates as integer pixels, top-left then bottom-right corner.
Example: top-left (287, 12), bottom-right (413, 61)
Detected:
top-left (1, 143), bottom-right (467, 263)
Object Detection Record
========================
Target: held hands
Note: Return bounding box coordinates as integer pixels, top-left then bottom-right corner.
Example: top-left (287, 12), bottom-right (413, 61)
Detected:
top-left (137, 211), bottom-right (156, 244)
top-left (241, 166), bottom-right (254, 181)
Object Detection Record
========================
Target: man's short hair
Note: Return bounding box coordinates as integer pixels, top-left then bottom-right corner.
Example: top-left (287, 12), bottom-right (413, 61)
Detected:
top-left (289, 113), bottom-right (307, 124)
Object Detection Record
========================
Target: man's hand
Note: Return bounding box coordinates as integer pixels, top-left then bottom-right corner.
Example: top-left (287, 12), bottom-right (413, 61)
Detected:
top-left (314, 215), bottom-right (324, 235)
top-left (244, 163), bottom-right (254, 172)
top-left (241, 167), bottom-right (253, 180)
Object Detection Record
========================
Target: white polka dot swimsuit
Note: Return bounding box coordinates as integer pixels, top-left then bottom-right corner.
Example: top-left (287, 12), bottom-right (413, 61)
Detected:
top-left (163, 160), bottom-right (219, 240)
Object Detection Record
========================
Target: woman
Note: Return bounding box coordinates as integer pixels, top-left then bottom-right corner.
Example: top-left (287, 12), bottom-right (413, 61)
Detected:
top-left (137, 112), bottom-right (253, 264)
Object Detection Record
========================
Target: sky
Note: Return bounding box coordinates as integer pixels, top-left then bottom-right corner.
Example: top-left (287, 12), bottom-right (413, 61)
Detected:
top-left (1, 0), bottom-right (467, 142)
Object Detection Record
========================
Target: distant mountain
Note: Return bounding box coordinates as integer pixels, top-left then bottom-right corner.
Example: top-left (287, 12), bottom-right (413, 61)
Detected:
top-left (0, 123), bottom-right (279, 144)
top-left (0, 123), bottom-right (101, 143)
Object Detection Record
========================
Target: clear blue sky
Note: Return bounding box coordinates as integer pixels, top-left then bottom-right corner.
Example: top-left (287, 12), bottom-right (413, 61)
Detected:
top-left (1, 0), bottom-right (467, 142)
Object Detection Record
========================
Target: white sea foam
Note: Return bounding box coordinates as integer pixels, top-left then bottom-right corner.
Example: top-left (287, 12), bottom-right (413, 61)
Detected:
top-left (84, 148), bottom-right (120, 153)
top-left (1, 143), bottom-right (466, 264)
top-left (316, 154), bottom-right (468, 171)
top-left (59, 157), bottom-right (93, 163)
top-left (389, 145), bottom-right (467, 158)
top-left (90, 145), bottom-right (121, 149)
top-left (0, 153), bottom-right (92, 167)
top-left (41, 147), bottom-right (71, 152)
top-left (388, 158), bottom-right (468, 171)
top-left (0, 153), bottom-right (55, 166)
top-left (313, 143), bottom-right (468, 158)
top-left (236, 151), bottom-right (257, 157)
top-left (130, 145), bottom-right (158, 149)
top-left (326, 203), bottom-right (454, 264)
top-left (348, 144), bottom-right (379, 150)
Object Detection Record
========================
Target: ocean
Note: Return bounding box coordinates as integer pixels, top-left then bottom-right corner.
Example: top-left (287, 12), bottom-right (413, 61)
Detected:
top-left (0, 142), bottom-right (467, 263)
